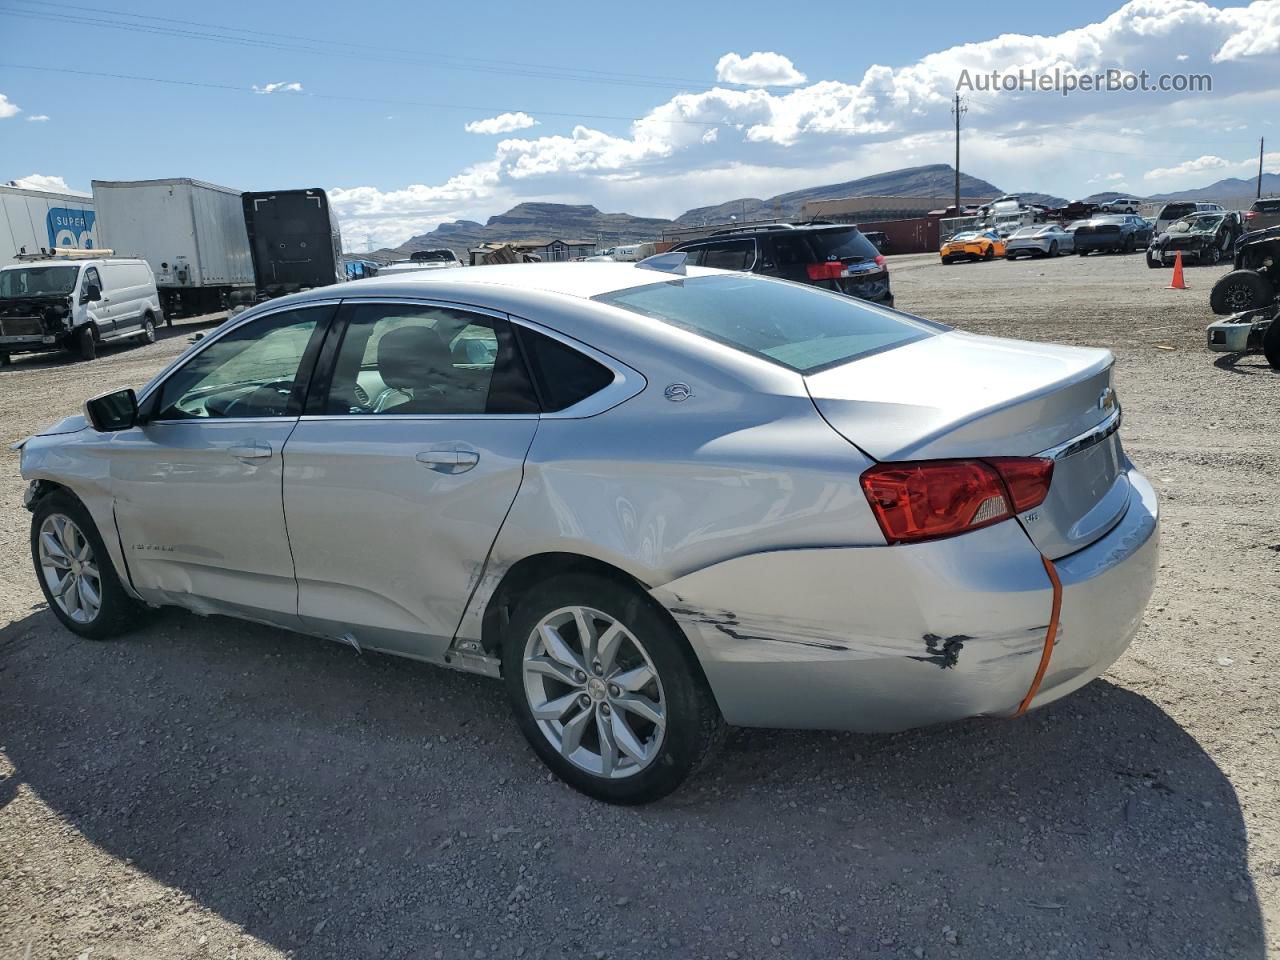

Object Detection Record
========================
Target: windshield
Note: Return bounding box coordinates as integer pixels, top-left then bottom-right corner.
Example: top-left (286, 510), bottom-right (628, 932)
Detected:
top-left (0, 265), bottom-right (80, 298)
top-left (1169, 215), bottom-right (1221, 234)
top-left (594, 274), bottom-right (941, 374)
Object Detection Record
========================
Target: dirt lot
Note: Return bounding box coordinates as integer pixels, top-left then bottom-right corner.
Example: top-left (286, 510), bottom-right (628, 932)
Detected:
top-left (1, 254), bottom-right (1277, 959)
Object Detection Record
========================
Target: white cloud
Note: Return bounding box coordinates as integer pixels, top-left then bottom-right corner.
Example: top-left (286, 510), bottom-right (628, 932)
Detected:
top-left (0, 93), bottom-right (20, 119)
top-left (9, 174), bottom-right (87, 195)
top-left (715, 51), bottom-right (807, 87)
top-left (331, 1), bottom-right (1280, 247)
top-left (26, 114), bottom-right (49, 123)
top-left (464, 111), bottom-right (539, 135)
top-left (1144, 154), bottom-right (1229, 180)
top-left (252, 81), bottom-right (303, 95)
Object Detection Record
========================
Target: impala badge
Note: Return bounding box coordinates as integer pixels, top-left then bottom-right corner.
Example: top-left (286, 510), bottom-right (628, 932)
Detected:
top-left (1097, 387), bottom-right (1117, 412)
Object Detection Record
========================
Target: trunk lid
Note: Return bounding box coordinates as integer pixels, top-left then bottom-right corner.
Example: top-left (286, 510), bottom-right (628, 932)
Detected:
top-left (805, 331), bottom-right (1128, 559)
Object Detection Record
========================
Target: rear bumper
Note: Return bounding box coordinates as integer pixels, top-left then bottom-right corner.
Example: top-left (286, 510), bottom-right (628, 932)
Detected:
top-left (653, 468), bottom-right (1158, 732)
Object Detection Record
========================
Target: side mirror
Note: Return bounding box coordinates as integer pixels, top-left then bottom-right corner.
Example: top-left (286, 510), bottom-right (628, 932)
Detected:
top-left (84, 388), bottom-right (138, 432)
top-left (83, 283), bottom-right (102, 303)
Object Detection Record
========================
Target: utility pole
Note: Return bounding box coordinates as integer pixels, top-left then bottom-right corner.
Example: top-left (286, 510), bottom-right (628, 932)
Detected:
top-left (951, 94), bottom-right (968, 215)
top-left (1258, 137), bottom-right (1266, 199)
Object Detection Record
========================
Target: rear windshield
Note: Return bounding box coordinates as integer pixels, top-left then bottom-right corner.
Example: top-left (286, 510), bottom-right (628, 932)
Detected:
top-left (1158, 203), bottom-right (1195, 220)
top-left (1252, 199), bottom-right (1280, 213)
top-left (594, 274), bottom-right (941, 374)
top-left (804, 228), bottom-right (879, 262)
top-left (1011, 227), bottom-right (1040, 238)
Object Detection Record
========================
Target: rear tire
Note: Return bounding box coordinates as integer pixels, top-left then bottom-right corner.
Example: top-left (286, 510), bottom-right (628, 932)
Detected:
top-left (1146, 252), bottom-right (1161, 268)
top-left (139, 313), bottom-right (157, 344)
top-left (30, 491), bottom-right (140, 640)
top-left (1078, 249), bottom-right (1089, 257)
top-left (76, 325), bottom-right (97, 361)
top-left (501, 574), bottom-right (724, 804)
top-left (1210, 270), bottom-right (1275, 316)
top-left (0, 352), bottom-right (10, 367)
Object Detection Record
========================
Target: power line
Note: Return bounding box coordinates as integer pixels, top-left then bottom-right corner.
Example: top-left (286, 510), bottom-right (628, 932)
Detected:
top-left (0, 61), bottom-right (723, 127)
top-left (0, 3), bottom-right (779, 95)
top-left (16, 0), bottom-right (736, 90)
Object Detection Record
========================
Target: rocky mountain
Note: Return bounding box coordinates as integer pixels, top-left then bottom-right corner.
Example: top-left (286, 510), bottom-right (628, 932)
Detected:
top-left (371, 164), bottom-right (1004, 258)
top-left (673, 164), bottom-right (1004, 225)
top-left (1150, 173), bottom-right (1280, 204)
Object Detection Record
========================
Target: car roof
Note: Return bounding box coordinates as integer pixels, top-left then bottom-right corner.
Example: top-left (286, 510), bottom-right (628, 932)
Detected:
top-left (683, 223), bottom-right (852, 243)
top-left (301, 261), bottom-right (723, 303)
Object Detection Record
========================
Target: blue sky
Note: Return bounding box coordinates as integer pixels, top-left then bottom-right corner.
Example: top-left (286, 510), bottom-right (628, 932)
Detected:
top-left (3, 0), bottom-right (1278, 247)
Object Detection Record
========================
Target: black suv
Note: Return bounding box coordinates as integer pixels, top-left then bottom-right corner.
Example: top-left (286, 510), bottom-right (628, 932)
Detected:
top-left (670, 224), bottom-right (893, 307)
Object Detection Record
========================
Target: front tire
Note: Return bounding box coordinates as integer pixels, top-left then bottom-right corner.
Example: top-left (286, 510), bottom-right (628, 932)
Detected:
top-left (30, 491), bottom-right (139, 639)
top-left (1048, 241), bottom-right (1058, 257)
top-left (501, 574), bottom-right (724, 804)
top-left (75, 325), bottom-right (97, 361)
top-left (1263, 316), bottom-right (1280, 370)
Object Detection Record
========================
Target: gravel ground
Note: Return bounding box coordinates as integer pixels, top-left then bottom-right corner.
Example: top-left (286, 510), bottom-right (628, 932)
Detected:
top-left (1, 254), bottom-right (1276, 959)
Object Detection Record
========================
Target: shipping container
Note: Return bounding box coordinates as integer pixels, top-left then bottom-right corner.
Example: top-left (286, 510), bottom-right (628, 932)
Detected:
top-left (91, 178), bottom-right (254, 316)
top-left (242, 188), bottom-right (345, 299)
top-left (0, 184), bottom-right (97, 267)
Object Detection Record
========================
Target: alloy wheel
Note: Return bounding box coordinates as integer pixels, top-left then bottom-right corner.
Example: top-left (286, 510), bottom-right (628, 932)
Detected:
top-left (37, 514), bottom-right (102, 624)
top-left (522, 605), bottom-right (667, 779)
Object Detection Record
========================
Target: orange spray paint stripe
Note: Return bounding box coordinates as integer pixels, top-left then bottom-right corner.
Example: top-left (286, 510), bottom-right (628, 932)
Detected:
top-left (1017, 555), bottom-right (1062, 716)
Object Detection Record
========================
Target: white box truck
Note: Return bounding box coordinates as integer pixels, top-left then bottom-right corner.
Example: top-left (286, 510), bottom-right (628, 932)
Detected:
top-left (92, 178), bottom-right (255, 317)
top-left (1, 183), bottom-right (97, 267)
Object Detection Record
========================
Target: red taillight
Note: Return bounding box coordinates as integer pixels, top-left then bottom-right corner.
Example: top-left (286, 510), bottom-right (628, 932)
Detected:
top-left (860, 457), bottom-right (1054, 544)
top-left (874, 254), bottom-right (887, 268)
top-left (806, 261), bottom-right (844, 280)
top-left (1245, 210), bottom-right (1257, 220)
top-left (986, 456), bottom-right (1055, 512)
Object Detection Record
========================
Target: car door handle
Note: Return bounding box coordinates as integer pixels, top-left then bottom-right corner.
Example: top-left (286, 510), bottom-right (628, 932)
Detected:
top-left (229, 442), bottom-right (272, 460)
top-left (416, 447), bottom-right (480, 474)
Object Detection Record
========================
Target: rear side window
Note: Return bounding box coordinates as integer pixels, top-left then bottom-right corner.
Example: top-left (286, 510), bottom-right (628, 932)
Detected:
top-left (516, 327), bottom-right (615, 412)
top-left (596, 274), bottom-right (940, 374)
top-left (806, 228), bottom-right (879, 262)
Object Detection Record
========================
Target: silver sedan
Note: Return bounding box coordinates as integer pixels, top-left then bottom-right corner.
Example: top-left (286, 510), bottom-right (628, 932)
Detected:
top-left (1005, 223), bottom-right (1075, 258)
top-left (16, 261), bottom-right (1158, 803)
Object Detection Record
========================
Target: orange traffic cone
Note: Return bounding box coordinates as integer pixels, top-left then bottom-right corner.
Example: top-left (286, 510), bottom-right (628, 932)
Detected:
top-left (1167, 251), bottom-right (1188, 289)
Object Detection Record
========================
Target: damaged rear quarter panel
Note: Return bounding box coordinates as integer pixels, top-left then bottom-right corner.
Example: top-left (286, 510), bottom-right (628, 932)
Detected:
top-left (650, 519), bottom-right (1056, 732)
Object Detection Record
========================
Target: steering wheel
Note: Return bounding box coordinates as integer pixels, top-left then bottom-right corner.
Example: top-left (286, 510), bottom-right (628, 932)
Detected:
top-left (220, 379), bottom-right (295, 418)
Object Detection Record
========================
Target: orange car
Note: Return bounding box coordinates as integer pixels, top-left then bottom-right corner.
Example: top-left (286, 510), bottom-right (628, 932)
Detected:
top-left (940, 229), bottom-right (1006, 263)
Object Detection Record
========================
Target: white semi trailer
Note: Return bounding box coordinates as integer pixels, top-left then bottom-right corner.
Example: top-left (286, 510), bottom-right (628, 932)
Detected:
top-left (92, 178), bottom-right (255, 317)
top-left (0, 183), bottom-right (97, 267)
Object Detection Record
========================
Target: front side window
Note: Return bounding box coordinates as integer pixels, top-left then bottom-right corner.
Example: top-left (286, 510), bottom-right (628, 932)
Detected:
top-left (323, 302), bottom-right (537, 415)
top-left (155, 306), bottom-right (328, 420)
top-left (596, 274), bottom-right (940, 374)
top-left (699, 240), bottom-right (757, 271)
top-left (80, 268), bottom-right (102, 298)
